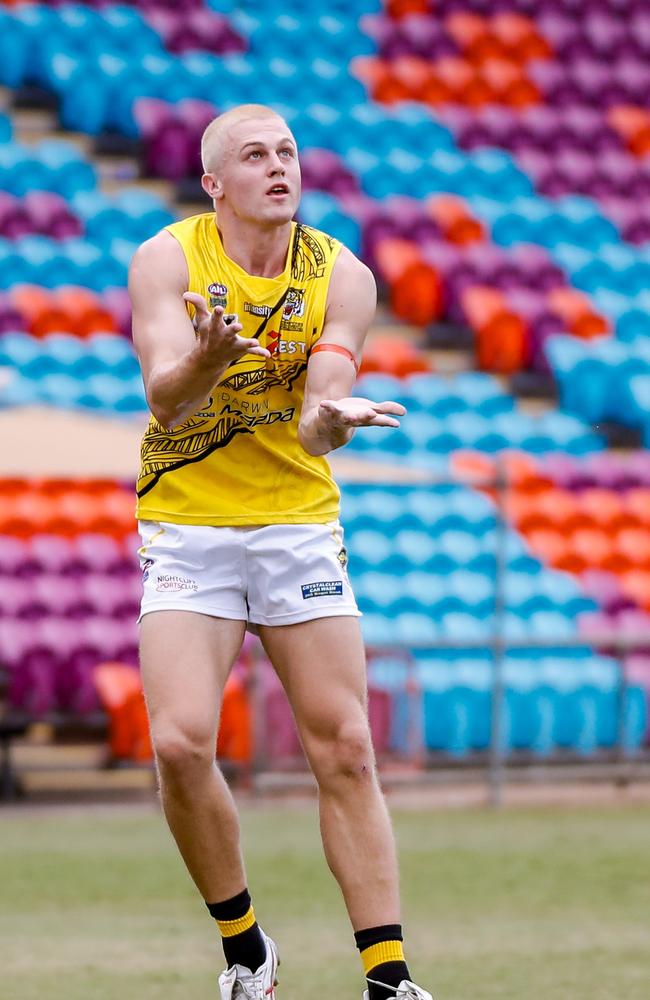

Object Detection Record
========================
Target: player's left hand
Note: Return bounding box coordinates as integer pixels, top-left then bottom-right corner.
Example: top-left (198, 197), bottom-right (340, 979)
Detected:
top-left (318, 396), bottom-right (406, 428)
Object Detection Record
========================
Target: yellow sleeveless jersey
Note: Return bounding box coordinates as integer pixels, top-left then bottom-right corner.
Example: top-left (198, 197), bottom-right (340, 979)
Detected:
top-left (135, 213), bottom-right (343, 526)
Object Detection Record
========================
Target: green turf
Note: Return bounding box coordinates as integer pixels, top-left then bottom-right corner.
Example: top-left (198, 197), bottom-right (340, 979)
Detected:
top-left (1, 801), bottom-right (649, 1000)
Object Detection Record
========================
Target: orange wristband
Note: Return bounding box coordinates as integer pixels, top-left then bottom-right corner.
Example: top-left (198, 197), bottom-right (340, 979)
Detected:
top-left (310, 342), bottom-right (359, 374)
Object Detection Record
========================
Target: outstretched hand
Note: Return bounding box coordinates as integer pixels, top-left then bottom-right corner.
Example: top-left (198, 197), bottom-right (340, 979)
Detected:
top-left (184, 292), bottom-right (270, 364)
top-left (318, 396), bottom-right (406, 429)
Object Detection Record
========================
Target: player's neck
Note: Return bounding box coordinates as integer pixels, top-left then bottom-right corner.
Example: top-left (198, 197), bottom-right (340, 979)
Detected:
top-left (215, 215), bottom-right (292, 278)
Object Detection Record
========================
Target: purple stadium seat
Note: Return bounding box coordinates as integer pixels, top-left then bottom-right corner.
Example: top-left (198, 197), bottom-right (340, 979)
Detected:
top-left (0, 577), bottom-right (47, 619)
top-left (101, 288), bottom-right (132, 339)
top-left (133, 98), bottom-right (192, 182)
top-left (527, 59), bottom-right (579, 105)
top-left (2, 619), bottom-right (60, 716)
top-left (23, 191), bottom-right (83, 240)
top-left (400, 14), bottom-right (458, 59)
top-left (30, 574), bottom-right (90, 618)
top-left (368, 686), bottom-right (392, 755)
top-left (83, 573), bottom-right (141, 619)
top-left (145, 7), bottom-right (245, 56)
top-left (581, 569), bottom-right (636, 615)
top-left (300, 149), bottom-right (360, 197)
top-left (255, 662), bottom-right (302, 761)
top-left (28, 534), bottom-right (75, 576)
top-left (509, 105), bottom-right (559, 154)
top-left (0, 292), bottom-right (24, 333)
top-left (625, 452), bottom-right (650, 488)
top-left (0, 192), bottom-right (32, 239)
top-left (508, 243), bottom-right (565, 291)
top-left (177, 98), bottom-right (218, 174)
top-left (0, 536), bottom-right (30, 577)
top-left (582, 452), bottom-right (640, 491)
top-left (71, 533), bottom-right (130, 575)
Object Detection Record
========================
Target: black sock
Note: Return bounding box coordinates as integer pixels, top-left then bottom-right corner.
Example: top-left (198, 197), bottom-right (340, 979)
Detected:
top-left (207, 888), bottom-right (267, 973)
top-left (355, 924), bottom-right (411, 1000)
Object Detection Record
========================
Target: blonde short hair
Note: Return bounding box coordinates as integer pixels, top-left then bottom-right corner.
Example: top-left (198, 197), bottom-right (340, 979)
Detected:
top-left (201, 104), bottom-right (288, 174)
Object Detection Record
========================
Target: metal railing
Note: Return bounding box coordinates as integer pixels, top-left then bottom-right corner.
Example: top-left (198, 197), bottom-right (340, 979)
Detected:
top-left (248, 461), bottom-right (650, 804)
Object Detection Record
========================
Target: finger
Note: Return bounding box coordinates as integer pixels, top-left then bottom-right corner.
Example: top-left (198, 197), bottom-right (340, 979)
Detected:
top-left (372, 400), bottom-right (407, 416)
top-left (247, 345), bottom-right (272, 359)
top-left (182, 291), bottom-right (212, 323)
top-left (366, 415), bottom-right (401, 427)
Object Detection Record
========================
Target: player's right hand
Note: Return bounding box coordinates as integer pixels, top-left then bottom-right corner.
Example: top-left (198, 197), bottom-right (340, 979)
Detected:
top-left (183, 292), bottom-right (271, 363)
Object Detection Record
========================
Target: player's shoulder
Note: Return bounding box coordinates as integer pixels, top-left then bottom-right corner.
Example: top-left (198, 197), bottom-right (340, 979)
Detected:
top-left (129, 228), bottom-right (189, 293)
top-left (132, 213), bottom-right (210, 266)
top-left (330, 242), bottom-right (376, 294)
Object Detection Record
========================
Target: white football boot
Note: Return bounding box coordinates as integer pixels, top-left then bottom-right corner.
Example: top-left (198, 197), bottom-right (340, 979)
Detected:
top-left (363, 980), bottom-right (434, 1000)
top-left (218, 932), bottom-right (279, 1000)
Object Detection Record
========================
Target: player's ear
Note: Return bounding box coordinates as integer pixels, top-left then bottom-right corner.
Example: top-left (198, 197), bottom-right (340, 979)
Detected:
top-left (202, 173), bottom-right (223, 201)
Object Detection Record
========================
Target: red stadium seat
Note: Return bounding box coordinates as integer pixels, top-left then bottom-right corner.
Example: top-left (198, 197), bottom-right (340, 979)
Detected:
top-left (546, 288), bottom-right (610, 340)
top-left (461, 286), bottom-right (529, 373)
top-left (425, 195), bottom-right (485, 245)
top-left (607, 106), bottom-right (650, 157)
top-left (10, 285), bottom-right (69, 338)
top-left (490, 13), bottom-right (552, 63)
top-left (54, 287), bottom-right (118, 337)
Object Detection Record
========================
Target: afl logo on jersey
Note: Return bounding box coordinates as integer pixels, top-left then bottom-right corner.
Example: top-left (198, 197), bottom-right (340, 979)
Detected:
top-left (208, 282), bottom-right (228, 308)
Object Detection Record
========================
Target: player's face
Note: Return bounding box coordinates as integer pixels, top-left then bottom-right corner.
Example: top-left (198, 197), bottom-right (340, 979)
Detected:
top-left (211, 117), bottom-right (301, 226)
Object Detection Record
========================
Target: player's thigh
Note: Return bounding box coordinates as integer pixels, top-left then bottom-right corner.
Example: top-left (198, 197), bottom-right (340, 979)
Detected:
top-left (140, 610), bottom-right (246, 744)
top-left (258, 615), bottom-right (369, 749)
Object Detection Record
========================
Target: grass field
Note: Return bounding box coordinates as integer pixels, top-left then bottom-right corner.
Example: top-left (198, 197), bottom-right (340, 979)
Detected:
top-left (2, 800), bottom-right (649, 1000)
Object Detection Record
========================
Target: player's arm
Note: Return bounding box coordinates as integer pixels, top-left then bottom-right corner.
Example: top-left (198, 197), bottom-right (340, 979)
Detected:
top-left (129, 231), bottom-right (269, 430)
top-left (298, 246), bottom-right (406, 457)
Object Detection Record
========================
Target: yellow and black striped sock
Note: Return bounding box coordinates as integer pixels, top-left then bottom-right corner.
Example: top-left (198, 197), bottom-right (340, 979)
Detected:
top-left (355, 925), bottom-right (411, 1000)
top-left (207, 888), bottom-right (266, 973)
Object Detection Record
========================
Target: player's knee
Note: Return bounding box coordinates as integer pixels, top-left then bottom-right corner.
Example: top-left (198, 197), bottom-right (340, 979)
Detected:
top-left (152, 722), bottom-right (215, 777)
top-left (312, 720), bottom-right (376, 786)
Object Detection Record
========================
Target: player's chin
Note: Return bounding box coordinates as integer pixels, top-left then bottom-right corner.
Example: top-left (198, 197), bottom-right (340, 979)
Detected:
top-left (261, 200), bottom-right (296, 224)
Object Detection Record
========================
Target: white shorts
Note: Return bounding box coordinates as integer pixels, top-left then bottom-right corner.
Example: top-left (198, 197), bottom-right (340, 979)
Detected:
top-left (137, 520), bottom-right (360, 628)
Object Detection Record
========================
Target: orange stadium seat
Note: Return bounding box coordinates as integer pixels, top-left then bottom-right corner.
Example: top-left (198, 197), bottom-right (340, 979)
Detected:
top-left (0, 492), bottom-right (57, 536)
top-left (432, 56), bottom-right (493, 107)
top-left (529, 488), bottom-right (589, 531)
top-left (373, 238), bottom-right (445, 327)
top-left (546, 288), bottom-right (610, 339)
top-left (10, 284), bottom-right (69, 337)
top-left (444, 13), bottom-right (491, 59)
top-left (385, 0), bottom-right (429, 17)
top-left (47, 491), bottom-right (101, 535)
top-left (578, 489), bottom-right (634, 531)
top-left (390, 263), bottom-right (445, 328)
top-left (481, 58), bottom-right (541, 108)
top-left (373, 238), bottom-right (423, 284)
top-left (461, 286), bottom-right (529, 373)
top-left (360, 336), bottom-right (431, 377)
top-left (619, 569), bottom-right (650, 611)
top-left (93, 663), bottom-right (153, 763)
top-left (617, 528), bottom-right (650, 570)
top-left (571, 528), bottom-right (620, 572)
top-left (490, 13), bottom-right (552, 63)
top-left (607, 106), bottom-right (650, 157)
top-left (425, 195), bottom-right (485, 245)
top-left (54, 287), bottom-right (118, 337)
top-left (448, 450), bottom-right (495, 487)
top-left (526, 527), bottom-right (582, 572)
top-left (390, 56), bottom-right (434, 101)
top-left (623, 488), bottom-right (650, 526)
top-left (217, 672), bottom-right (253, 768)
